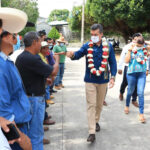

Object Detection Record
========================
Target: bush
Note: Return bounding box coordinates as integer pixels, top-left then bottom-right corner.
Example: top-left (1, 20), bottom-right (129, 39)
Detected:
top-left (48, 27), bottom-right (60, 40)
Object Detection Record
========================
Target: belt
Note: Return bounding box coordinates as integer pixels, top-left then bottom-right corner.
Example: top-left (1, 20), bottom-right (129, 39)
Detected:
top-left (16, 123), bottom-right (25, 128)
top-left (27, 93), bottom-right (45, 97)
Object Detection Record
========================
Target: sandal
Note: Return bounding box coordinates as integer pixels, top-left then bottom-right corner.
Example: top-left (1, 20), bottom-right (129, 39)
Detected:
top-left (139, 114), bottom-right (146, 123)
top-left (124, 107), bottom-right (129, 114)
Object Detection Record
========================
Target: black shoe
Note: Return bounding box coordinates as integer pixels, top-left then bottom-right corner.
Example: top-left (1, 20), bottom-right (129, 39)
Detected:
top-left (96, 123), bottom-right (100, 132)
top-left (87, 134), bottom-right (95, 143)
top-left (51, 89), bottom-right (57, 93)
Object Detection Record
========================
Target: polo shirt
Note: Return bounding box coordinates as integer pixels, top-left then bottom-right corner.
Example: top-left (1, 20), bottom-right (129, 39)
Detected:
top-left (53, 44), bottom-right (67, 63)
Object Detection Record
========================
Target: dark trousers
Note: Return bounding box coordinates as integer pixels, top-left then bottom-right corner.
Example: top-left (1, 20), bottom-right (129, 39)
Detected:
top-left (120, 66), bottom-right (137, 101)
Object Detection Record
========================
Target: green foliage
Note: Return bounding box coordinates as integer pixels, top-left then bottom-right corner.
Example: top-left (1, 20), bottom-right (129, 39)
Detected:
top-left (69, 5), bottom-right (94, 34)
top-left (69, 6), bottom-right (82, 32)
top-left (2, 0), bottom-right (39, 36)
top-left (86, 0), bottom-right (150, 42)
top-left (48, 27), bottom-right (60, 40)
top-left (48, 9), bottom-right (69, 22)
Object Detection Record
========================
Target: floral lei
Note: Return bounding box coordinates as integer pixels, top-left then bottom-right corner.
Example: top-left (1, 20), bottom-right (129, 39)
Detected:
top-left (87, 37), bottom-right (109, 76)
top-left (132, 47), bottom-right (147, 65)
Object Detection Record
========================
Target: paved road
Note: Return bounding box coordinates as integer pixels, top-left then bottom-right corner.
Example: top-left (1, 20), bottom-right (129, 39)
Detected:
top-left (44, 56), bottom-right (150, 150)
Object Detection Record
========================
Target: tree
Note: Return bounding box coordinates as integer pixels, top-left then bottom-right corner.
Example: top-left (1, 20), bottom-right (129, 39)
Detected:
top-left (48, 27), bottom-right (60, 40)
top-left (69, 6), bottom-right (82, 32)
top-left (69, 6), bottom-right (94, 34)
top-left (2, 0), bottom-right (39, 36)
top-left (48, 9), bottom-right (69, 22)
top-left (86, 0), bottom-right (150, 42)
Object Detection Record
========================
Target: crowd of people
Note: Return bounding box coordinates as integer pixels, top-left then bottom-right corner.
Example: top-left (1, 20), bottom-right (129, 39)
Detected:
top-left (0, 7), bottom-right (67, 150)
top-left (0, 6), bottom-right (150, 150)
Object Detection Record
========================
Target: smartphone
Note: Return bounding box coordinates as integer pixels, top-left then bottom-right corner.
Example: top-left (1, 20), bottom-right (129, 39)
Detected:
top-left (2, 123), bottom-right (20, 141)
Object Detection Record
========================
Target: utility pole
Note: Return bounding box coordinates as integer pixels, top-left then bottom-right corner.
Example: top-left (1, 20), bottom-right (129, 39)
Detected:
top-left (81, 0), bottom-right (85, 44)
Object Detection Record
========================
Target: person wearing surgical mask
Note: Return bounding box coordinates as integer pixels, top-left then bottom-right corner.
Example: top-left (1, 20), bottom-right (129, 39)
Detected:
top-left (66, 24), bottom-right (117, 143)
top-left (53, 36), bottom-right (67, 90)
top-left (118, 33), bottom-right (143, 107)
top-left (125, 36), bottom-right (149, 123)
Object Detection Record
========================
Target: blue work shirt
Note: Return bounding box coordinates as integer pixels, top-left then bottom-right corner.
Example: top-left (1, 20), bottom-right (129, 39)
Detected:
top-left (72, 42), bottom-right (117, 84)
top-left (0, 52), bottom-right (31, 123)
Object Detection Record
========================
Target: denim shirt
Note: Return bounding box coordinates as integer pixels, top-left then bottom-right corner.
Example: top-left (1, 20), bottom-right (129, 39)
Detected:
top-left (128, 49), bottom-right (147, 74)
top-left (72, 42), bottom-right (117, 84)
top-left (0, 52), bottom-right (31, 123)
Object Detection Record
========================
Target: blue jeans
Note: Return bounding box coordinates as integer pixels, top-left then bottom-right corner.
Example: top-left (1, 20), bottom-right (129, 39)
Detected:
top-left (55, 63), bottom-right (65, 86)
top-left (45, 85), bottom-right (50, 100)
top-left (28, 96), bottom-right (45, 150)
top-left (10, 123), bottom-right (29, 150)
top-left (120, 66), bottom-right (137, 101)
top-left (126, 72), bottom-right (146, 114)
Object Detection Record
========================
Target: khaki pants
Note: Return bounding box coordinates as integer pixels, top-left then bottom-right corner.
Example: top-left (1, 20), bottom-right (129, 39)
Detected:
top-left (85, 82), bottom-right (107, 134)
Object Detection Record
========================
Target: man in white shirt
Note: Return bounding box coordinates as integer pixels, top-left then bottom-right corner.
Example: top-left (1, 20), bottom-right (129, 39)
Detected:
top-left (118, 33), bottom-right (142, 107)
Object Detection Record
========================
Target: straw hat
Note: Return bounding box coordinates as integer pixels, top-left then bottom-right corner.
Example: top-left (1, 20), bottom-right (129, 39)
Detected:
top-left (0, 7), bottom-right (28, 33)
top-left (57, 36), bottom-right (66, 43)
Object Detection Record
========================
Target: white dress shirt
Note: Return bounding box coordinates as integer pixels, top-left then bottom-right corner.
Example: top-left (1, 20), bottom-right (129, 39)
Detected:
top-left (0, 128), bottom-right (12, 150)
top-left (118, 43), bottom-right (131, 70)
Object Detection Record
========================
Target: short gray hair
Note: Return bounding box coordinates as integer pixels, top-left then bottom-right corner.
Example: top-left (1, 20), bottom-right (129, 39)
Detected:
top-left (91, 24), bottom-right (103, 33)
top-left (24, 31), bottom-right (40, 47)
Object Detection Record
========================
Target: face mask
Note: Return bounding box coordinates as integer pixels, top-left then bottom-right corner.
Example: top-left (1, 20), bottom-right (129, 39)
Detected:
top-left (91, 36), bottom-right (100, 43)
top-left (135, 46), bottom-right (144, 50)
top-left (46, 50), bottom-right (50, 55)
top-left (49, 45), bottom-right (53, 50)
top-left (60, 43), bottom-right (64, 47)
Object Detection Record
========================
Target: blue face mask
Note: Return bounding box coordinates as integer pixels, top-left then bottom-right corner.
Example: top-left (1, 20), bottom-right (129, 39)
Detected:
top-left (49, 45), bottom-right (53, 49)
top-left (60, 43), bottom-right (64, 47)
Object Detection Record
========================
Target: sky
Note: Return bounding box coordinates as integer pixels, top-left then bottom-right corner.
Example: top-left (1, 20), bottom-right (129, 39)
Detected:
top-left (37, 0), bottom-right (84, 18)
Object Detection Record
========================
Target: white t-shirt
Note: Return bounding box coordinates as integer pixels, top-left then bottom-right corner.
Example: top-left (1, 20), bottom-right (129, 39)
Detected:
top-left (0, 128), bottom-right (12, 150)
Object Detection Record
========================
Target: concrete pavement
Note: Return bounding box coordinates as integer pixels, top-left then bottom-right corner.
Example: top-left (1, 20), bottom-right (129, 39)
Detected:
top-left (44, 56), bottom-right (150, 150)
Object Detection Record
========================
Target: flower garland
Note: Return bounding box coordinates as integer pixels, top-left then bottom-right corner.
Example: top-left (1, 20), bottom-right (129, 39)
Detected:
top-left (87, 37), bottom-right (109, 76)
top-left (132, 47), bottom-right (147, 65)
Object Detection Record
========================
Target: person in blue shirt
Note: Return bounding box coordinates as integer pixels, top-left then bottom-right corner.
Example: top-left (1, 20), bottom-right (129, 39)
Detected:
top-left (0, 31), bottom-right (32, 150)
top-left (125, 36), bottom-right (149, 123)
top-left (67, 24), bottom-right (117, 143)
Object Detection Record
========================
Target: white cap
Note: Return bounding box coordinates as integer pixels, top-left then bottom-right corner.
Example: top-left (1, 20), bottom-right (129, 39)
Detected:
top-left (41, 41), bottom-right (49, 47)
top-left (0, 7), bottom-right (28, 33)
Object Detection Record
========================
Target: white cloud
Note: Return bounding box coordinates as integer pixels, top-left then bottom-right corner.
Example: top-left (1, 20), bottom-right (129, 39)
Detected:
top-left (37, 0), bottom-right (83, 18)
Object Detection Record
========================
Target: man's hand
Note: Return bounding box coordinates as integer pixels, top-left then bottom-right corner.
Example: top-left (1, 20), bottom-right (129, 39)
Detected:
top-left (0, 117), bottom-right (21, 144)
top-left (0, 117), bottom-right (11, 133)
top-left (46, 78), bottom-right (52, 85)
top-left (108, 78), bottom-right (115, 89)
top-left (53, 54), bottom-right (59, 62)
top-left (118, 70), bottom-right (122, 75)
top-left (66, 51), bottom-right (74, 58)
